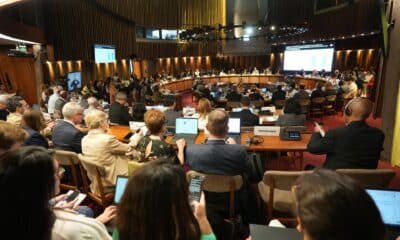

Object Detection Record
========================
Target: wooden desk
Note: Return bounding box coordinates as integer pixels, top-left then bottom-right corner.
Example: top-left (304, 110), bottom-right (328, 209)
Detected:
top-left (108, 125), bottom-right (310, 169)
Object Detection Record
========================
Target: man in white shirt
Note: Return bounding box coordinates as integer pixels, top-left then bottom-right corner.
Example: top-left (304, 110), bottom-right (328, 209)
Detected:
top-left (48, 85), bottom-right (63, 114)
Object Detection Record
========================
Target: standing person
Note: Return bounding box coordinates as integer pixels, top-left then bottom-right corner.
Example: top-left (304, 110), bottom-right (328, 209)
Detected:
top-left (114, 159), bottom-right (216, 240)
top-left (307, 98), bottom-right (384, 169)
top-left (48, 85), bottom-right (63, 115)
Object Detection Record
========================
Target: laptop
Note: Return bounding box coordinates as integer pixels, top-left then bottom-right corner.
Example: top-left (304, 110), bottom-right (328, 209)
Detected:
top-left (114, 175), bottom-right (129, 204)
top-left (250, 224), bottom-right (302, 240)
top-left (170, 118), bottom-right (198, 144)
top-left (226, 118), bottom-right (241, 144)
top-left (366, 189), bottom-right (400, 240)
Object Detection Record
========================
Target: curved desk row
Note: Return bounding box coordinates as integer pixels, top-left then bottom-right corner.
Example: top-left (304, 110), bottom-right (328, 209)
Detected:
top-left (161, 75), bottom-right (327, 92)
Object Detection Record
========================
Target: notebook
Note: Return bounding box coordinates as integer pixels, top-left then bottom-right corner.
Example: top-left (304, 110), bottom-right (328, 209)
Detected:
top-left (170, 118), bottom-right (198, 144)
top-left (114, 175), bottom-right (129, 204)
top-left (226, 118), bottom-right (241, 144)
top-left (366, 189), bottom-right (400, 240)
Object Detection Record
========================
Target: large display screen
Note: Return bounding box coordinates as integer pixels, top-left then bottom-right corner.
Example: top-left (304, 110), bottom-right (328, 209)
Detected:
top-left (67, 72), bottom-right (82, 91)
top-left (283, 43), bottom-right (334, 72)
top-left (94, 44), bottom-right (116, 63)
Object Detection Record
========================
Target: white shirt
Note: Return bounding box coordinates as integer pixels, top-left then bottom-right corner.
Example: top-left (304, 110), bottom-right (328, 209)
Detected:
top-left (48, 93), bottom-right (60, 114)
top-left (192, 113), bottom-right (208, 130)
top-left (52, 209), bottom-right (111, 240)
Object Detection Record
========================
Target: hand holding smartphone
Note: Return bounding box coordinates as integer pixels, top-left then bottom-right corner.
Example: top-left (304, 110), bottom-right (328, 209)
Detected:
top-left (314, 121), bottom-right (325, 137)
top-left (189, 175), bottom-right (205, 203)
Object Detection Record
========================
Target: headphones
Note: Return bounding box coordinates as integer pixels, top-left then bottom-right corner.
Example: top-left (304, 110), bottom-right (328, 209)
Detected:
top-left (344, 97), bottom-right (361, 117)
top-left (245, 136), bottom-right (264, 145)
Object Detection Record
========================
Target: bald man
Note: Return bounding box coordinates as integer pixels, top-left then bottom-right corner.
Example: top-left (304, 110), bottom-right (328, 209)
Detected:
top-left (307, 97), bottom-right (384, 169)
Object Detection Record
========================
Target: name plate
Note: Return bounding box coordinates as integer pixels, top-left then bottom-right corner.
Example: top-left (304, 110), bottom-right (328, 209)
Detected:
top-left (254, 126), bottom-right (281, 136)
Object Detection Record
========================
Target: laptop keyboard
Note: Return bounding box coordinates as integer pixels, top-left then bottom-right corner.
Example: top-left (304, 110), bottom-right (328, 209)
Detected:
top-left (171, 134), bottom-right (197, 144)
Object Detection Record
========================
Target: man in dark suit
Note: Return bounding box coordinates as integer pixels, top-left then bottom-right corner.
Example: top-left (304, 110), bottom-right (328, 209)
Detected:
top-left (229, 96), bottom-right (259, 127)
top-left (164, 95), bottom-right (182, 127)
top-left (226, 85), bottom-right (242, 102)
top-left (52, 102), bottom-right (86, 153)
top-left (186, 109), bottom-right (247, 175)
top-left (311, 83), bottom-right (325, 99)
top-left (109, 92), bottom-right (133, 125)
top-left (271, 85), bottom-right (286, 104)
top-left (293, 84), bottom-right (310, 101)
top-left (307, 98), bottom-right (384, 169)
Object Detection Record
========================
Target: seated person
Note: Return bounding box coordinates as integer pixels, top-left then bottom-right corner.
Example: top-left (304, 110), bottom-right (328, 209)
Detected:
top-left (293, 169), bottom-right (385, 240)
top-left (192, 98), bottom-right (212, 130)
top-left (226, 85), bottom-right (242, 102)
top-left (6, 95), bottom-right (29, 127)
top-left (0, 95), bottom-right (9, 121)
top-left (293, 84), bottom-right (310, 101)
top-left (133, 109), bottom-right (185, 164)
top-left (229, 96), bottom-right (259, 127)
top-left (271, 85), bottom-right (286, 104)
top-left (286, 83), bottom-right (298, 99)
top-left (131, 102), bottom-right (147, 121)
top-left (109, 92), bottom-right (133, 125)
top-left (22, 110), bottom-right (49, 148)
top-left (249, 87), bottom-right (264, 101)
top-left (152, 85), bottom-right (164, 105)
top-left (52, 102), bottom-right (86, 153)
top-left (163, 95), bottom-right (182, 127)
top-left (0, 120), bottom-right (26, 156)
top-left (82, 110), bottom-right (135, 195)
top-left (83, 96), bottom-right (101, 117)
top-left (0, 146), bottom-right (114, 240)
top-left (323, 82), bottom-right (337, 96)
top-left (114, 159), bottom-right (215, 240)
top-left (275, 98), bottom-right (306, 127)
top-left (307, 98), bottom-right (384, 169)
top-left (311, 83), bottom-right (325, 99)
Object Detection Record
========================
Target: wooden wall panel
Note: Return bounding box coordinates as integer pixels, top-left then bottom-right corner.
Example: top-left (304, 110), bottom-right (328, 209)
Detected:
top-left (154, 56), bottom-right (212, 76)
top-left (0, 48), bottom-right (38, 104)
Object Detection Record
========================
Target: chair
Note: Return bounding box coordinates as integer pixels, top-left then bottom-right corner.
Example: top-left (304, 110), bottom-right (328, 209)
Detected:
top-left (336, 169), bottom-right (396, 188)
top-left (78, 154), bottom-right (115, 207)
top-left (274, 99), bottom-right (286, 110)
top-left (324, 95), bottom-right (337, 115)
top-left (53, 150), bottom-right (81, 191)
top-left (187, 171), bottom-right (243, 220)
top-left (258, 170), bottom-right (311, 224)
top-left (310, 97), bottom-right (325, 119)
top-left (298, 99), bottom-right (310, 118)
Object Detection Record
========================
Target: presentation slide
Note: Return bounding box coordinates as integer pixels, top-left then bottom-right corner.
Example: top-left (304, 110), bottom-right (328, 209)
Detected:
top-left (283, 43), bottom-right (334, 72)
top-left (94, 45), bottom-right (116, 63)
top-left (67, 72), bottom-right (82, 91)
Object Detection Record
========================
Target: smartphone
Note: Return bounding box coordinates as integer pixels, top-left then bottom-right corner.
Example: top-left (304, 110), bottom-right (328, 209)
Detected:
top-left (188, 175), bottom-right (205, 203)
top-left (65, 190), bottom-right (80, 203)
top-left (288, 131), bottom-right (301, 140)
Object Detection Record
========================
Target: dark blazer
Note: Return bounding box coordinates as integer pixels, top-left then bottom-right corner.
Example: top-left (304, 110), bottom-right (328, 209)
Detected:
top-left (109, 102), bottom-right (133, 126)
top-left (0, 109), bottom-right (8, 121)
top-left (186, 139), bottom-right (248, 175)
top-left (164, 109), bottom-right (182, 127)
top-left (52, 120), bottom-right (86, 153)
top-left (271, 89), bottom-right (286, 103)
top-left (226, 91), bottom-right (242, 102)
top-left (24, 127), bottom-right (49, 149)
top-left (293, 89), bottom-right (310, 100)
top-left (230, 109), bottom-right (259, 127)
top-left (307, 121), bottom-right (384, 170)
top-left (311, 89), bottom-right (325, 99)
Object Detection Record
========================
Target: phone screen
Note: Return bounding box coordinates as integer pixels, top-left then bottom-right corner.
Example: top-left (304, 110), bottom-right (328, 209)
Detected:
top-left (66, 190), bottom-right (80, 202)
top-left (189, 176), bottom-right (204, 202)
top-left (289, 131), bottom-right (300, 139)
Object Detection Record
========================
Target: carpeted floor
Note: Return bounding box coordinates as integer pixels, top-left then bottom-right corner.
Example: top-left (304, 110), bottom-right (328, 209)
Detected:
top-left (181, 93), bottom-right (400, 189)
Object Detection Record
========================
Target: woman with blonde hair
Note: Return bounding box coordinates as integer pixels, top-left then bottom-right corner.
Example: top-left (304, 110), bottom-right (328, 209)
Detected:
top-left (81, 110), bottom-right (134, 195)
top-left (193, 98), bottom-right (212, 130)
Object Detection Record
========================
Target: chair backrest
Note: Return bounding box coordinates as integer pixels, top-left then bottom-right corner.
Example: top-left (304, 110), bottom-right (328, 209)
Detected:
top-left (54, 150), bottom-right (79, 166)
top-left (311, 97), bottom-right (325, 104)
top-left (187, 170), bottom-right (243, 193)
top-left (336, 169), bottom-right (396, 188)
top-left (263, 170), bottom-right (312, 190)
top-left (325, 95), bottom-right (337, 101)
top-left (78, 154), bottom-right (107, 196)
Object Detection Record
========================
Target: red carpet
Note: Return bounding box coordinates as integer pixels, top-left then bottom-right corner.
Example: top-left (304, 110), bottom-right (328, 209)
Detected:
top-left (181, 93), bottom-right (400, 189)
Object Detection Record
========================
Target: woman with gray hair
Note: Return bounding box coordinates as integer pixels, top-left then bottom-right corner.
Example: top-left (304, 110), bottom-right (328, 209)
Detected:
top-left (81, 110), bottom-right (135, 195)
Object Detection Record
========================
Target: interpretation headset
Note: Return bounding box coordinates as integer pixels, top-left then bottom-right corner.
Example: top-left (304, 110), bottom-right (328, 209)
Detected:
top-left (245, 136), bottom-right (264, 145)
top-left (344, 98), bottom-right (356, 116)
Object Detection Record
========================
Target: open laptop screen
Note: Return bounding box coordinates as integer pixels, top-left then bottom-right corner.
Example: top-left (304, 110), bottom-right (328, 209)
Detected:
top-left (114, 176), bottom-right (128, 204)
top-left (175, 118), bottom-right (198, 134)
top-left (366, 189), bottom-right (400, 226)
top-left (228, 118), bottom-right (241, 134)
